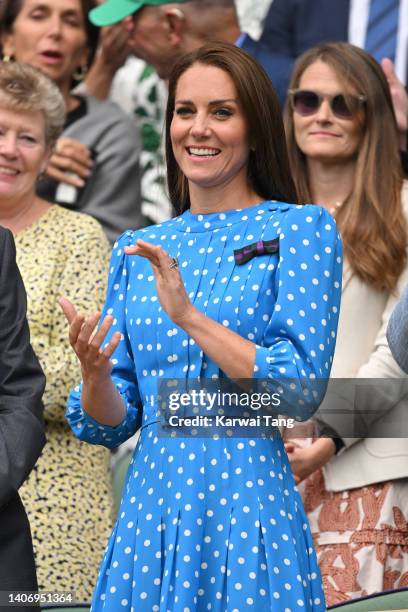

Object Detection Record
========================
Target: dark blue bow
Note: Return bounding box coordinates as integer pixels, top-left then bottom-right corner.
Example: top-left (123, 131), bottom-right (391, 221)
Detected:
top-left (234, 238), bottom-right (279, 265)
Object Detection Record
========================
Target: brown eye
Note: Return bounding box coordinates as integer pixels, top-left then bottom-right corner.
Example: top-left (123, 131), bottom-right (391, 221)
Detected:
top-left (64, 14), bottom-right (81, 27)
top-left (175, 107), bottom-right (193, 116)
top-left (214, 108), bottom-right (233, 118)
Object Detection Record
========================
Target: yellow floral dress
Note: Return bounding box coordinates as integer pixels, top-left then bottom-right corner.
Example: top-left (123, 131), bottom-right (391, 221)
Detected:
top-left (16, 205), bottom-right (113, 602)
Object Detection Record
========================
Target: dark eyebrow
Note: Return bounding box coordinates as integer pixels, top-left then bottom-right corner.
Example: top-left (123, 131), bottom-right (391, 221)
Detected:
top-left (29, 3), bottom-right (81, 15)
top-left (28, 2), bottom-right (52, 9)
top-left (175, 98), bottom-right (238, 105)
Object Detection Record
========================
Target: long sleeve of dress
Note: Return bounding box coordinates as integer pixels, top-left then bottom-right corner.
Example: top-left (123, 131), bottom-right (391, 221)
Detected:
top-left (28, 216), bottom-right (111, 423)
top-left (253, 205), bottom-right (343, 420)
top-left (0, 229), bottom-right (46, 507)
top-left (66, 231), bottom-right (142, 448)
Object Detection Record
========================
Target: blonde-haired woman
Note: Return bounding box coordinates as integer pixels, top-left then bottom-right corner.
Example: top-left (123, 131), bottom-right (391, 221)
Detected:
top-left (284, 42), bottom-right (408, 605)
top-left (0, 61), bottom-right (113, 600)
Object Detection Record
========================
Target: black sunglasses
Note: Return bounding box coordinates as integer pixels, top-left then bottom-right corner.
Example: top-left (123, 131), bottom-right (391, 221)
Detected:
top-left (288, 89), bottom-right (366, 119)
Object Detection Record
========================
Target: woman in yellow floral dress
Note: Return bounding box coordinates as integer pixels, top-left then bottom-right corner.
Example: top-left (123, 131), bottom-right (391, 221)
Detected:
top-left (0, 63), bottom-right (113, 600)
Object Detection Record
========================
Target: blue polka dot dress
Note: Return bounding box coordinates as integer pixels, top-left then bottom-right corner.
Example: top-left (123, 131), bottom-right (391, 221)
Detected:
top-left (67, 201), bottom-right (342, 611)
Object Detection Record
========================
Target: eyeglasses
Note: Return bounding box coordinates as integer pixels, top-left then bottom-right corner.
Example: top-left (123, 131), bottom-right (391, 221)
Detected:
top-left (288, 89), bottom-right (366, 119)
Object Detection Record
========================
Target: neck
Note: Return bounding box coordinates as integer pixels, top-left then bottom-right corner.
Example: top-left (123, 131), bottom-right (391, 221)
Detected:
top-left (0, 194), bottom-right (50, 234)
top-left (213, 22), bottom-right (241, 44)
top-left (307, 158), bottom-right (356, 211)
top-left (189, 176), bottom-right (261, 215)
top-left (58, 79), bottom-right (80, 113)
top-left (186, 8), bottom-right (241, 45)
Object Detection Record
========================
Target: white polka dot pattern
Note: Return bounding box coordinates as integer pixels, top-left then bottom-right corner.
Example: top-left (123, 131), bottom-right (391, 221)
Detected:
top-left (67, 201), bottom-right (342, 610)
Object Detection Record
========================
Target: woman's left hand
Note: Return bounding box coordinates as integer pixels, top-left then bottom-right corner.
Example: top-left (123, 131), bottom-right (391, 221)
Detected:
top-left (125, 239), bottom-right (196, 326)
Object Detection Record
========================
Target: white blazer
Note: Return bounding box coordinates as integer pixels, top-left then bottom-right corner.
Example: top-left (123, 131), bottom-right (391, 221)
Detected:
top-left (317, 182), bottom-right (408, 492)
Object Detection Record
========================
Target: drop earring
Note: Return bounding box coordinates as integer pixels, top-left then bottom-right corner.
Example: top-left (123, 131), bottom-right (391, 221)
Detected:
top-left (73, 64), bottom-right (88, 81)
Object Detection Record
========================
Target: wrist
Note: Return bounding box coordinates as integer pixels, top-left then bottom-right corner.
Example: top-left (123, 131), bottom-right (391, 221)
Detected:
top-left (310, 437), bottom-right (336, 470)
top-left (173, 305), bottom-right (202, 332)
top-left (94, 51), bottom-right (118, 76)
top-left (82, 370), bottom-right (111, 390)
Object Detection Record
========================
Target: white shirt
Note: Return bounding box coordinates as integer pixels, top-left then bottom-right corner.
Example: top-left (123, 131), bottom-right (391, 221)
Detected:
top-left (349, 0), bottom-right (408, 84)
top-left (235, 0), bottom-right (273, 40)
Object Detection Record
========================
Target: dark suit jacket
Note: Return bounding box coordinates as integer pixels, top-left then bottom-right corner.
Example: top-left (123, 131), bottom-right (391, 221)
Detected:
top-left (0, 227), bottom-right (46, 602)
top-left (260, 0), bottom-right (350, 59)
top-left (242, 33), bottom-right (294, 107)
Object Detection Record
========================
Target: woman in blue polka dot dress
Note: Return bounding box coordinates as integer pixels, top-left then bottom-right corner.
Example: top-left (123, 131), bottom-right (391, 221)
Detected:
top-left (62, 43), bottom-right (342, 611)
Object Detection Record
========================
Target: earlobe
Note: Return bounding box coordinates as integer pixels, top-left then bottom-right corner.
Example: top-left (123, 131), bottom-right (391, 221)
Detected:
top-left (2, 35), bottom-right (15, 59)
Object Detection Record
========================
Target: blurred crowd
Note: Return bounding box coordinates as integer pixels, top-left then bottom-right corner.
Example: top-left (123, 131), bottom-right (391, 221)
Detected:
top-left (0, 0), bottom-right (408, 609)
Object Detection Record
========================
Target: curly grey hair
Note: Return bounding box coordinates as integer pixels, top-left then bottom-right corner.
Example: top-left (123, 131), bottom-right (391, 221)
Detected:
top-left (0, 62), bottom-right (66, 147)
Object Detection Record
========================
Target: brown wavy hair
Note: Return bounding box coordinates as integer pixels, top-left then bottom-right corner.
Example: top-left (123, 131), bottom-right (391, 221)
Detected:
top-left (284, 42), bottom-right (405, 292)
top-left (165, 41), bottom-right (298, 214)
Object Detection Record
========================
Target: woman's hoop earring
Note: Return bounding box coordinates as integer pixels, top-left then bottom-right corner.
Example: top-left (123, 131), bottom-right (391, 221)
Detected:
top-left (2, 55), bottom-right (12, 63)
top-left (73, 64), bottom-right (88, 81)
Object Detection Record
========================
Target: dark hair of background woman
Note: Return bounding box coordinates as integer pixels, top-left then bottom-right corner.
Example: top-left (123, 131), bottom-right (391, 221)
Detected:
top-left (285, 42), bottom-right (405, 292)
top-left (165, 41), bottom-right (298, 214)
top-left (0, 0), bottom-right (99, 71)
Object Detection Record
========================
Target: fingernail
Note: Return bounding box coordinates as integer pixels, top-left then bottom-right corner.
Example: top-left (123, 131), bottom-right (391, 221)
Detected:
top-left (76, 178), bottom-right (86, 187)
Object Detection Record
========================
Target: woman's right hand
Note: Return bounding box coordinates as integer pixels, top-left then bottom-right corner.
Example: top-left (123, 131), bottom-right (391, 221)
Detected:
top-left (59, 297), bottom-right (121, 384)
top-left (381, 59), bottom-right (408, 150)
top-left (284, 438), bottom-right (336, 484)
top-left (46, 138), bottom-right (93, 188)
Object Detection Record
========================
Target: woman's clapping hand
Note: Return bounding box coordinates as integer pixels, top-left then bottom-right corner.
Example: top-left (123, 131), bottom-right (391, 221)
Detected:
top-left (58, 297), bottom-right (121, 383)
top-left (124, 239), bottom-right (196, 327)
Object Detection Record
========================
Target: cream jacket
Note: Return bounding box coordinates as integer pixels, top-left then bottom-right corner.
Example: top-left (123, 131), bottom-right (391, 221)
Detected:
top-left (316, 182), bottom-right (408, 492)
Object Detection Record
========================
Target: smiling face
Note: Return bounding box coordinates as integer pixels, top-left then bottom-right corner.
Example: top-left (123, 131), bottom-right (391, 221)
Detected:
top-left (170, 63), bottom-right (252, 196)
top-left (0, 106), bottom-right (50, 208)
top-left (2, 0), bottom-right (88, 91)
top-left (293, 60), bottom-right (364, 164)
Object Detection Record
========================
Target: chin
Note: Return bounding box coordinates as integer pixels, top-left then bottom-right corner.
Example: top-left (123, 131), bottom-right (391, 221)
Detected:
top-left (182, 168), bottom-right (215, 184)
top-left (307, 149), bottom-right (347, 162)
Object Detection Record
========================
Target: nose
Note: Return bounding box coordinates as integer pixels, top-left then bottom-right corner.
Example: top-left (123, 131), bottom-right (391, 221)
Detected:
top-left (0, 133), bottom-right (18, 158)
top-left (189, 112), bottom-right (211, 139)
top-left (315, 98), bottom-right (333, 123)
top-left (46, 13), bottom-right (63, 38)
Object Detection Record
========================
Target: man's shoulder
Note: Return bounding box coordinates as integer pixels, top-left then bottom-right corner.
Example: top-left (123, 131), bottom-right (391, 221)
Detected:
top-left (242, 34), bottom-right (292, 69)
top-left (260, 0), bottom-right (349, 56)
top-left (0, 225), bottom-right (10, 239)
top-left (0, 226), bottom-right (12, 257)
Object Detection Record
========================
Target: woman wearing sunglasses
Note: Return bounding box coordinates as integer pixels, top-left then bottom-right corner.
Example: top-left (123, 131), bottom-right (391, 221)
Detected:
top-left (283, 42), bottom-right (408, 605)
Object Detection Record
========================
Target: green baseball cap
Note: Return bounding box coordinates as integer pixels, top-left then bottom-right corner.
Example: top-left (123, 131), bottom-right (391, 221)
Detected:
top-left (89, 0), bottom-right (188, 27)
